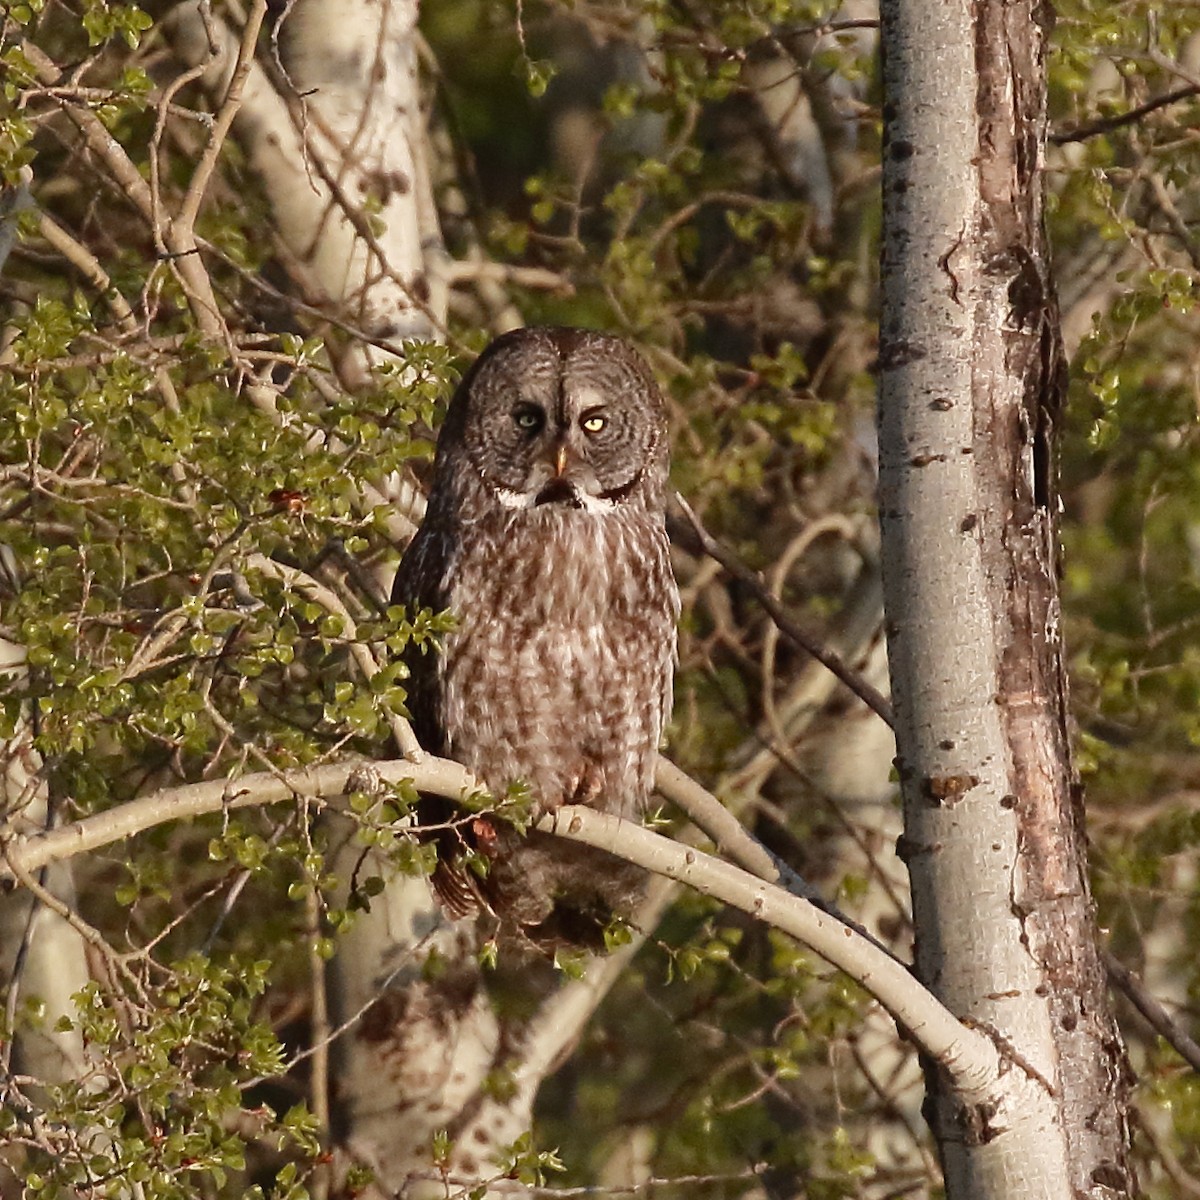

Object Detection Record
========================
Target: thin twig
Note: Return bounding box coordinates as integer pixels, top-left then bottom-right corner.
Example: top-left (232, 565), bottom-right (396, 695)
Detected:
top-left (20, 41), bottom-right (156, 222)
top-left (674, 493), bottom-right (895, 726)
top-left (1, 846), bottom-right (148, 1000)
top-left (1105, 950), bottom-right (1200, 1073)
top-left (174, 0), bottom-right (268, 238)
top-left (1052, 84), bottom-right (1200, 145)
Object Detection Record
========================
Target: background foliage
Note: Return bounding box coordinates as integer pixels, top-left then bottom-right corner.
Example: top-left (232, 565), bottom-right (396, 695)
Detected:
top-left (2, 0), bottom-right (1199, 1196)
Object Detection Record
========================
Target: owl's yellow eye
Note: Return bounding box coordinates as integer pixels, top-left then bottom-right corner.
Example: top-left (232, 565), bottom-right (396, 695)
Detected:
top-left (580, 412), bottom-right (607, 434)
top-left (513, 405), bottom-right (544, 432)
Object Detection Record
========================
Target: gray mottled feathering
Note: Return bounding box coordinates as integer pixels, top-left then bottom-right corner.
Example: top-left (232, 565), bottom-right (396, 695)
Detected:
top-left (393, 327), bottom-right (678, 949)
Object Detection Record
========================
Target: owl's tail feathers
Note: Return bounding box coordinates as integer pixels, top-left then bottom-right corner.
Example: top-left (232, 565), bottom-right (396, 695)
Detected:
top-left (430, 858), bottom-right (489, 920)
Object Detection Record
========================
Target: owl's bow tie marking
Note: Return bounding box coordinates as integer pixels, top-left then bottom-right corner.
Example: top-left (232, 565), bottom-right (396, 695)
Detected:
top-left (534, 477), bottom-right (581, 507)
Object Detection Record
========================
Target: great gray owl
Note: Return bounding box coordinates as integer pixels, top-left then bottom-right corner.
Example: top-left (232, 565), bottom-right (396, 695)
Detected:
top-left (393, 327), bottom-right (678, 949)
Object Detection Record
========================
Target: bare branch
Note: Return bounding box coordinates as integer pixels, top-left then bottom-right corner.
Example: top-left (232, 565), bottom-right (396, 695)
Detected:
top-left (160, 3), bottom-right (270, 352)
top-left (3, 747), bottom-right (1036, 1121)
top-left (654, 758), bottom-right (778, 879)
top-left (20, 42), bottom-right (156, 223)
top-left (541, 804), bottom-right (1034, 1114)
top-left (673, 494), bottom-right (894, 726)
top-left (174, 0), bottom-right (269, 238)
top-left (0, 757), bottom-right (477, 879)
top-left (1105, 950), bottom-right (1200, 1074)
top-left (1052, 84), bottom-right (1200, 146)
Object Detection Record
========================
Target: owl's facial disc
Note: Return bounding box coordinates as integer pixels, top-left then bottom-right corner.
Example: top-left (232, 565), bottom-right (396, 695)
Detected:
top-left (465, 340), bottom-right (661, 514)
top-left (485, 395), bottom-right (640, 512)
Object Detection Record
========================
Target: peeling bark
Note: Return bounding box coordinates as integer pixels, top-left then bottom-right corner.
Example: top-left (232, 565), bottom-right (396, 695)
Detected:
top-left (877, 0), bottom-right (1134, 1196)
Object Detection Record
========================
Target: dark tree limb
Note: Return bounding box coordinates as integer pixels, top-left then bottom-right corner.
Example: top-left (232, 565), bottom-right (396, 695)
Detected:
top-left (1052, 85), bottom-right (1200, 145)
top-left (1106, 950), bottom-right (1200, 1075)
top-left (672, 494), bottom-right (894, 727)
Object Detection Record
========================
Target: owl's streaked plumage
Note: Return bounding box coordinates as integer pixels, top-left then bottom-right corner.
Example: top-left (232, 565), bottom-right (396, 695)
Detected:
top-left (393, 327), bottom-right (678, 948)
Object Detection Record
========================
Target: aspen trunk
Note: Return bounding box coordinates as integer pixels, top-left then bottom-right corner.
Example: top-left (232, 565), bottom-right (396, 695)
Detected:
top-left (162, 3), bottom-right (505, 1187)
top-left (876, 0), bottom-right (1135, 1195)
top-left (0, 193), bottom-right (96, 1144)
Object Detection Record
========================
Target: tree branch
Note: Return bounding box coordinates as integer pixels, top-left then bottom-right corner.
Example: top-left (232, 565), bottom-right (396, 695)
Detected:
top-left (162, 1), bottom-right (269, 349)
top-left (0, 757), bottom-right (477, 880)
top-left (174, 0), bottom-right (268, 238)
top-left (540, 804), bottom-right (1034, 1113)
top-left (654, 758), bottom-right (778, 879)
top-left (1105, 950), bottom-right (1200, 1074)
top-left (1051, 84), bottom-right (1200, 145)
top-left (673, 494), bottom-right (894, 726)
top-left (3, 749), bottom-right (1046, 1119)
top-left (0, 752), bottom-right (942, 1033)
top-left (20, 41), bottom-right (156, 224)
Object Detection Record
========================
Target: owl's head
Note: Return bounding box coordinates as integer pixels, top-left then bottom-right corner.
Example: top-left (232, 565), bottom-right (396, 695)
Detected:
top-left (439, 328), bottom-right (669, 514)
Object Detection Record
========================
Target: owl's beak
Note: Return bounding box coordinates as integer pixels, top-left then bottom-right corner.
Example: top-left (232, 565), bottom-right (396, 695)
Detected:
top-left (534, 441), bottom-right (581, 507)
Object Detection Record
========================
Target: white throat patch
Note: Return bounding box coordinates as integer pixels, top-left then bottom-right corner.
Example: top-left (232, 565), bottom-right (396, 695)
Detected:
top-left (494, 486), bottom-right (617, 515)
top-left (496, 487), bottom-right (534, 510)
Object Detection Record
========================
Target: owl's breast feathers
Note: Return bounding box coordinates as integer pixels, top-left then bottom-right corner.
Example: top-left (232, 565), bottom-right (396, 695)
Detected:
top-left (390, 326), bottom-right (678, 945)
top-left (438, 502), bottom-right (677, 814)
top-left (393, 496), bottom-right (678, 944)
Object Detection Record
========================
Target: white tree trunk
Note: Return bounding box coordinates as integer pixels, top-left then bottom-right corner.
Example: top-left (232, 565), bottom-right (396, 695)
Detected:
top-left (0, 656), bottom-right (91, 1091)
top-left (877, 0), bottom-right (1133, 1196)
top-left (166, 0), bottom-right (441, 382)
top-left (0, 607), bottom-right (116, 1179)
top-left (162, 3), bottom-right (505, 1187)
top-left (0, 194), bottom-right (93, 1127)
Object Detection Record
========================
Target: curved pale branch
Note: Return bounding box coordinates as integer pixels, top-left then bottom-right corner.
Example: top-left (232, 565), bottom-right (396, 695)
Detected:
top-left (0, 757), bottom-right (477, 880)
top-left (4, 745), bottom-right (1043, 1134)
top-left (542, 805), bottom-right (1050, 1124)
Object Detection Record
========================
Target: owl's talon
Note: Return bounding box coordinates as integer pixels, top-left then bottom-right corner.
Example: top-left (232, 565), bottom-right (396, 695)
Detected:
top-left (471, 816), bottom-right (500, 856)
top-left (566, 763), bottom-right (604, 808)
top-left (532, 796), bottom-right (563, 822)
